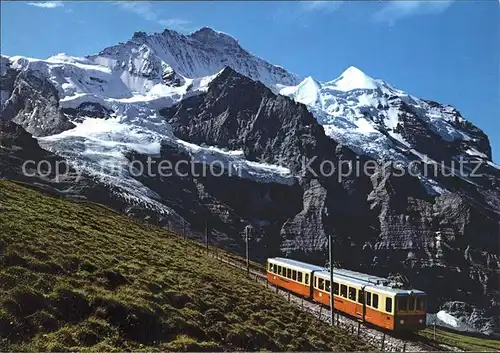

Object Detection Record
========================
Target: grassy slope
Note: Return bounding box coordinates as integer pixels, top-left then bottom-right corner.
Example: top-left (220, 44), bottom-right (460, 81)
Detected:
top-left (0, 181), bottom-right (372, 352)
top-left (420, 328), bottom-right (500, 352)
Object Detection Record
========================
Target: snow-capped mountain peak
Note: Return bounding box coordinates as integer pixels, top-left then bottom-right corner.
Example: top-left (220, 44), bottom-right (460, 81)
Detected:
top-left (188, 26), bottom-right (241, 48)
top-left (280, 76), bottom-right (321, 106)
top-left (328, 66), bottom-right (382, 92)
top-left (279, 63), bottom-right (493, 194)
top-left (1, 26), bottom-right (305, 208)
top-left (94, 27), bottom-right (301, 90)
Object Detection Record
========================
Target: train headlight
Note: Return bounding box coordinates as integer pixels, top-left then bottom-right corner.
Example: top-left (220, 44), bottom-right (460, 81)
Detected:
top-left (419, 319), bottom-right (424, 324)
top-left (400, 319), bottom-right (405, 324)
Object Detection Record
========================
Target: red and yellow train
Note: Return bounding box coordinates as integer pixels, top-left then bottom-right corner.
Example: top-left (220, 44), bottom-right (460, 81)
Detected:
top-left (266, 257), bottom-right (426, 331)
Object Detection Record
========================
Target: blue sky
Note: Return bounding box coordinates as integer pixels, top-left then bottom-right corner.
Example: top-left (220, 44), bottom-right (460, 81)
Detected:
top-left (1, 1), bottom-right (499, 162)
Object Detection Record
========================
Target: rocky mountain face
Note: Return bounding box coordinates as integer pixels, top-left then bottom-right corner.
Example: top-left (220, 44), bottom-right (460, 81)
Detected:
top-left (1, 28), bottom-right (499, 333)
top-left (105, 27), bottom-right (301, 88)
top-left (1, 61), bottom-right (74, 136)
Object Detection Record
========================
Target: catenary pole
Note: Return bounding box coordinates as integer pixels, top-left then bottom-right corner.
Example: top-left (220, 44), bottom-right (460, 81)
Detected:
top-left (329, 234), bottom-right (335, 326)
top-left (205, 222), bottom-right (209, 254)
top-left (245, 226), bottom-right (250, 276)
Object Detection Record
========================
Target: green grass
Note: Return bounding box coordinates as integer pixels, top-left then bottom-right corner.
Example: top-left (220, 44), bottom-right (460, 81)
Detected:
top-left (0, 181), bottom-right (372, 352)
top-left (420, 327), bottom-right (500, 352)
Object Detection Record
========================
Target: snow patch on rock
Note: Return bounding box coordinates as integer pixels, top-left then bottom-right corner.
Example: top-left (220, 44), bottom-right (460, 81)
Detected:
top-left (437, 310), bottom-right (460, 327)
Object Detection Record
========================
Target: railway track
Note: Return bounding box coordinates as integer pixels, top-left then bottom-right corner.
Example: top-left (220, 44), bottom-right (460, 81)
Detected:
top-left (211, 252), bottom-right (459, 352)
top-left (403, 332), bottom-right (458, 351)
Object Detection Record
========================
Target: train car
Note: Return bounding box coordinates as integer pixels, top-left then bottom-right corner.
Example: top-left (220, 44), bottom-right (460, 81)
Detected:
top-left (266, 257), bottom-right (427, 332)
top-left (266, 257), bottom-right (323, 297)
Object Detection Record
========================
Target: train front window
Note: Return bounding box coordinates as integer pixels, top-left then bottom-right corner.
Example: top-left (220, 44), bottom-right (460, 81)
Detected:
top-left (278, 266), bottom-right (282, 275)
top-left (386, 297), bottom-right (393, 313)
top-left (325, 280), bottom-right (330, 292)
top-left (305, 273), bottom-right (309, 285)
top-left (372, 293), bottom-right (379, 308)
top-left (396, 296), bottom-right (408, 311)
top-left (358, 290), bottom-right (364, 303)
top-left (318, 278), bottom-right (325, 290)
top-left (416, 297), bottom-right (426, 311)
top-left (409, 297), bottom-right (415, 311)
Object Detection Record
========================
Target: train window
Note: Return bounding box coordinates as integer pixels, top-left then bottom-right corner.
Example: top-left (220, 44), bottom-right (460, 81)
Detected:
top-left (318, 278), bottom-right (325, 290)
top-left (305, 273), bottom-right (309, 285)
top-left (358, 290), bottom-right (364, 304)
top-left (292, 270), bottom-right (297, 281)
top-left (396, 296), bottom-right (408, 311)
top-left (278, 266), bottom-right (282, 275)
top-left (314, 277), bottom-right (317, 288)
top-left (416, 297), bottom-right (425, 311)
top-left (366, 291), bottom-right (372, 306)
top-left (325, 280), bottom-right (330, 292)
top-left (348, 287), bottom-right (356, 301)
top-left (298, 272), bottom-right (303, 282)
top-left (372, 293), bottom-right (379, 308)
top-left (365, 291), bottom-right (371, 306)
top-left (274, 266), bottom-right (278, 274)
top-left (268, 263), bottom-right (273, 272)
top-left (333, 282), bottom-right (339, 295)
top-left (386, 297), bottom-right (393, 313)
top-left (340, 284), bottom-right (347, 298)
top-left (287, 268), bottom-right (292, 279)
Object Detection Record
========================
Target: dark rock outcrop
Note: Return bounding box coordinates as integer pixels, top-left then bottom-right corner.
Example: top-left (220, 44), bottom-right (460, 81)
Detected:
top-left (1, 67), bottom-right (74, 137)
top-left (0, 120), bottom-right (70, 182)
top-left (162, 66), bottom-right (185, 87)
top-left (61, 102), bottom-right (114, 121)
top-left (127, 144), bottom-right (303, 256)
